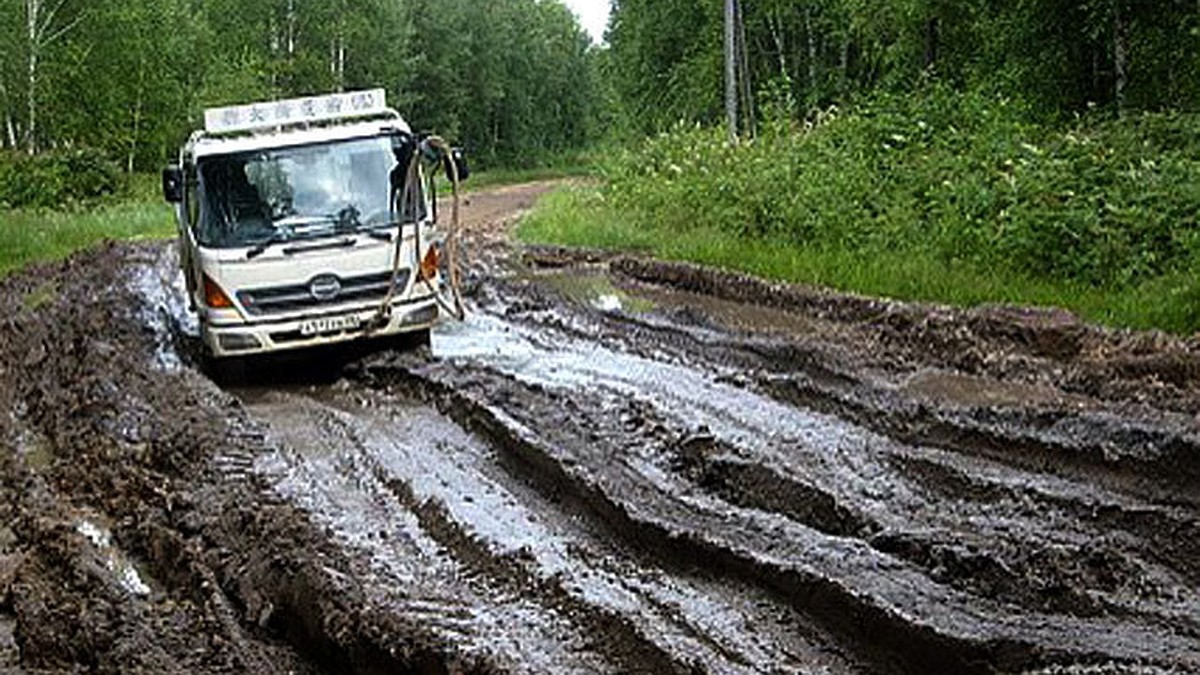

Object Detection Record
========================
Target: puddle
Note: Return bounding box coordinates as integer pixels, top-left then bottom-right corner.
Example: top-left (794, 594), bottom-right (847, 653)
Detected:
top-left (130, 247), bottom-right (199, 372)
top-left (531, 271), bottom-right (655, 314)
top-left (899, 370), bottom-right (1084, 409)
top-left (74, 519), bottom-right (153, 597)
top-left (531, 268), bottom-right (822, 338)
top-left (433, 312), bottom-right (863, 462)
top-left (634, 285), bottom-right (820, 336)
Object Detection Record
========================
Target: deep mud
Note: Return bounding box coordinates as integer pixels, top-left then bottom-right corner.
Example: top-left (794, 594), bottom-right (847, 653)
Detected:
top-left (2, 181), bottom-right (1199, 673)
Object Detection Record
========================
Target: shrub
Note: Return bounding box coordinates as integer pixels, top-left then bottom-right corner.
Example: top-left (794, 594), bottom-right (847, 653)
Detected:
top-left (600, 88), bottom-right (1200, 290)
top-left (0, 148), bottom-right (123, 210)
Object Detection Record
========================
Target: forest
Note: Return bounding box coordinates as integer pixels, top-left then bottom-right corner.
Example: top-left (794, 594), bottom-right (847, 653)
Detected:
top-left (2, 0), bottom-right (1196, 171)
top-left (608, 0), bottom-right (1200, 131)
top-left (0, 0), bottom-right (600, 171)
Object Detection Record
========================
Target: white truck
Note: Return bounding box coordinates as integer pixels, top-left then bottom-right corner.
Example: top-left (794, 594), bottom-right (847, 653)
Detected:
top-left (161, 89), bottom-right (466, 364)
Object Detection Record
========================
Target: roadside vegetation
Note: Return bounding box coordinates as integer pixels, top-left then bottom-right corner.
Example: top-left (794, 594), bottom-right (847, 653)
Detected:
top-left (521, 89), bottom-right (1200, 332)
top-left (518, 0), bottom-right (1200, 334)
top-left (0, 167), bottom-right (173, 277)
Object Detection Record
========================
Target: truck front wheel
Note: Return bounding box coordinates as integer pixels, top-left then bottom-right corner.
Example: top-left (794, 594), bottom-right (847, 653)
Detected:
top-left (202, 353), bottom-right (247, 386)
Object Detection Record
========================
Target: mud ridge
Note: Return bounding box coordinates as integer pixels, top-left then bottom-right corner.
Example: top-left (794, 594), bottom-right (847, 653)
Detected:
top-left (376, 474), bottom-right (693, 674)
top-left (490, 272), bottom-right (1200, 505)
top-left (360, 357), bottom-right (1176, 674)
top-left (608, 255), bottom-right (1200, 413)
top-left (759, 372), bottom-right (1200, 505)
top-left (483, 266), bottom-right (1200, 629)
top-left (670, 433), bottom-right (879, 539)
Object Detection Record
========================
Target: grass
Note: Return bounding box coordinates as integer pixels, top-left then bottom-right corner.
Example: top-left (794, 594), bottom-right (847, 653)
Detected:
top-left (0, 197), bottom-right (175, 278)
top-left (519, 184), bottom-right (1200, 333)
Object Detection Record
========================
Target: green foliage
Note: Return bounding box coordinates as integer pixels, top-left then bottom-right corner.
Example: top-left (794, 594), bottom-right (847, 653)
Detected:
top-left (0, 0), bottom-right (604, 171)
top-left (603, 89), bottom-right (1200, 288)
top-left (0, 197), bottom-right (174, 277)
top-left (405, 0), bottom-right (602, 167)
top-left (608, 0), bottom-right (1200, 135)
top-left (523, 92), bottom-right (1200, 333)
top-left (0, 148), bottom-right (123, 209)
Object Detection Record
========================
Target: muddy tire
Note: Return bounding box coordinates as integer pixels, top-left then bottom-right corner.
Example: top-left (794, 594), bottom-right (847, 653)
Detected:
top-left (202, 353), bottom-right (247, 386)
top-left (406, 327), bottom-right (432, 349)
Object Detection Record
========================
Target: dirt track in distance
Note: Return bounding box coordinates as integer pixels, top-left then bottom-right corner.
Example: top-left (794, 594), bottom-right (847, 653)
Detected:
top-left (2, 181), bottom-right (1200, 673)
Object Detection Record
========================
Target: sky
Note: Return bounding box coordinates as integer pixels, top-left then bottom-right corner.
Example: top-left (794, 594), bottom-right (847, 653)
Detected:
top-left (562, 0), bottom-right (611, 45)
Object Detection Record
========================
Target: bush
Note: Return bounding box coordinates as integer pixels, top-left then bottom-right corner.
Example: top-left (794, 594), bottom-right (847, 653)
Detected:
top-left (600, 88), bottom-right (1200, 291)
top-left (0, 148), bottom-right (123, 209)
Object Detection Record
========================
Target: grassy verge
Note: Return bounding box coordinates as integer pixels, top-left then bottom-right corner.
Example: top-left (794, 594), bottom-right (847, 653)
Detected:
top-left (0, 198), bottom-right (175, 278)
top-left (519, 185), bottom-right (1200, 333)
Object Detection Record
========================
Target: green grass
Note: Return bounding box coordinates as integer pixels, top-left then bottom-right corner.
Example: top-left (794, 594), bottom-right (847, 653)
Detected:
top-left (0, 198), bottom-right (175, 278)
top-left (519, 185), bottom-right (1200, 333)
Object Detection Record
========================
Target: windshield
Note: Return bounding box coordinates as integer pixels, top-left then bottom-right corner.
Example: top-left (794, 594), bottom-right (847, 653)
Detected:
top-left (195, 136), bottom-right (423, 249)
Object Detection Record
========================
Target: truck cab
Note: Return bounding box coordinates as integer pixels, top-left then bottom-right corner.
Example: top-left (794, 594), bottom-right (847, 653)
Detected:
top-left (162, 89), bottom-right (456, 360)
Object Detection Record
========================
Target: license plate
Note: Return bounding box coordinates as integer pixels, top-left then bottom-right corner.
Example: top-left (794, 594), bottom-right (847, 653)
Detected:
top-left (299, 315), bottom-right (362, 337)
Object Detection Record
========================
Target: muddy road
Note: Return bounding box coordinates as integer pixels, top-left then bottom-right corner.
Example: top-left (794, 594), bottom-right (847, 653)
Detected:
top-left (3, 181), bottom-right (1200, 673)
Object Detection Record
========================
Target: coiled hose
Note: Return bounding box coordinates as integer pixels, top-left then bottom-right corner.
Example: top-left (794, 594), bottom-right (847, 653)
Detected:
top-left (371, 135), bottom-right (465, 332)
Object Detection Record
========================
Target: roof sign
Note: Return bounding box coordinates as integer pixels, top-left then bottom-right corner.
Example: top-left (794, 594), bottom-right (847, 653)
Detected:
top-left (204, 88), bottom-right (389, 134)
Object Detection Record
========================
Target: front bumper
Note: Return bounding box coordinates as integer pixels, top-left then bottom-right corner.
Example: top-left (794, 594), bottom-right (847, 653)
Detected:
top-left (202, 295), bottom-right (440, 358)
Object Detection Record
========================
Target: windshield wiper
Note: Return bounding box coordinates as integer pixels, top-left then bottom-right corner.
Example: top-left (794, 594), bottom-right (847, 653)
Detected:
top-left (246, 234), bottom-right (290, 260)
top-left (361, 220), bottom-right (402, 242)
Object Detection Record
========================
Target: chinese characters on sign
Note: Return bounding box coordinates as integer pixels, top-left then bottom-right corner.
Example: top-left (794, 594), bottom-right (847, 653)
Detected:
top-left (204, 89), bottom-right (388, 134)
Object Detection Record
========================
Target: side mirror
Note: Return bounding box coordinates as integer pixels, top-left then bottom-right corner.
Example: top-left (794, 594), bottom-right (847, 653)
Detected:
top-left (445, 148), bottom-right (470, 183)
top-left (162, 166), bottom-right (183, 203)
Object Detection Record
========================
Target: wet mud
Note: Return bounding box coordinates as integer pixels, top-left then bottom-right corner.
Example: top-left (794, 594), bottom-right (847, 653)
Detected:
top-left (1, 182), bottom-right (1199, 673)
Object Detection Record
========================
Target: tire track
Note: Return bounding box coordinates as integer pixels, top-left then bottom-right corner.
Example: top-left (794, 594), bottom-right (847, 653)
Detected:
top-left (349, 298), bottom-right (1200, 673)
top-left (240, 384), bottom-right (865, 673)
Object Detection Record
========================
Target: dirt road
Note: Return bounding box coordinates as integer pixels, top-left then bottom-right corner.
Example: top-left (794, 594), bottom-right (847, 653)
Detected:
top-left (2, 182), bottom-right (1200, 673)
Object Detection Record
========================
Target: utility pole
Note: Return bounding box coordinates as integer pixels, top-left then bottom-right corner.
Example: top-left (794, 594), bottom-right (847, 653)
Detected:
top-left (725, 0), bottom-right (738, 144)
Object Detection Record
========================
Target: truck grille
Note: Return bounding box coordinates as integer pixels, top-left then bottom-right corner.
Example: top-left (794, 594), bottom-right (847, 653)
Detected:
top-left (237, 270), bottom-right (411, 316)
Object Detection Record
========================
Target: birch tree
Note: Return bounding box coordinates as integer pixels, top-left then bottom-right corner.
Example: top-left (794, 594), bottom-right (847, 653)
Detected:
top-left (22, 0), bottom-right (81, 152)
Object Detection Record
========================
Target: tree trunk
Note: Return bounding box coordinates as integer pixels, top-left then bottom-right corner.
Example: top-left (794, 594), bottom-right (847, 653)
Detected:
top-left (766, 11), bottom-right (795, 113)
top-left (337, 35), bottom-right (345, 91)
top-left (26, 0), bottom-right (39, 153)
top-left (329, 34), bottom-right (347, 91)
top-left (735, 0), bottom-right (753, 136)
top-left (127, 49), bottom-right (146, 173)
top-left (0, 75), bottom-right (15, 149)
top-left (286, 0), bottom-right (296, 58)
top-left (840, 35), bottom-right (850, 91)
top-left (724, 0), bottom-right (738, 143)
top-left (23, 0), bottom-right (81, 153)
top-left (923, 18), bottom-right (939, 71)
top-left (804, 5), bottom-right (817, 101)
top-left (1113, 1), bottom-right (1129, 111)
top-left (767, 12), bottom-right (789, 85)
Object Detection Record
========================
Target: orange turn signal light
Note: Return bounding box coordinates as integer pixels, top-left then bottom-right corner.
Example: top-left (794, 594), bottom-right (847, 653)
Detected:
top-left (203, 274), bottom-right (235, 309)
top-left (420, 246), bottom-right (441, 281)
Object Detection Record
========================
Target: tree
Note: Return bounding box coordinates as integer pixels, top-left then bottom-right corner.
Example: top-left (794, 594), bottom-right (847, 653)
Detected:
top-left (21, 0), bottom-right (82, 152)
